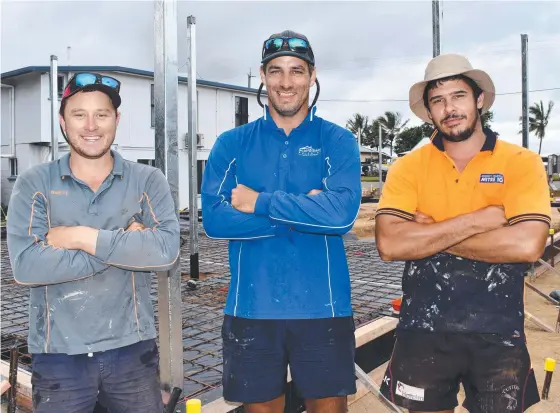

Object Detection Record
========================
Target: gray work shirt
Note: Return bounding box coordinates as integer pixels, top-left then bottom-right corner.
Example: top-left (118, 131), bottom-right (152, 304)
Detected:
top-left (6, 151), bottom-right (180, 355)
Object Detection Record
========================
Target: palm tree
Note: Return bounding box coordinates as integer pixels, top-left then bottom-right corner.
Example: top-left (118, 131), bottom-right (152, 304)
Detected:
top-left (519, 100), bottom-right (554, 154)
top-left (346, 113), bottom-right (369, 148)
top-left (376, 111), bottom-right (409, 157)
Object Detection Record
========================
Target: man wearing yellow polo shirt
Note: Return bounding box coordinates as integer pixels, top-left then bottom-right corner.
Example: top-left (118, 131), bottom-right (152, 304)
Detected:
top-left (376, 54), bottom-right (551, 413)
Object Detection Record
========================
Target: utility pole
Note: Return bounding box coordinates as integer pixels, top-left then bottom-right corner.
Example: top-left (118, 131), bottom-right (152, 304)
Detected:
top-left (432, 0), bottom-right (441, 57)
top-left (521, 34), bottom-right (529, 149)
top-left (378, 123), bottom-right (383, 193)
top-left (248, 68), bottom-right (256, 88)
top-left (187, 16), bottom-right (200, 284)
top-left (154, 0), bottom-right (183, 394)
top-left (49, 55), bottom-right (58, 161)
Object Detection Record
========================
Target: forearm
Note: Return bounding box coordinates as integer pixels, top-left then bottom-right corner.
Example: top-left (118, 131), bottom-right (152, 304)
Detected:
top-left (94, 226), bottom-right (180, 271)
top-left (10, 238), bottom-right (108, 286)
top-left (202, 195), bottom-right (284, 240)
top-left (446, 224), bottom-right (546, 263)
top-left (376, 213), bottom-right (482, 261)
top-left (256, 190), bottom-right (360, 235)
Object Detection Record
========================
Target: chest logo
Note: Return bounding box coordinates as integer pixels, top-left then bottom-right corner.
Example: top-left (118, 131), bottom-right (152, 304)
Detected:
top-left (479, 173), bottom-right (504, 184)
top-left (298, 146), bottom-right (321, 157)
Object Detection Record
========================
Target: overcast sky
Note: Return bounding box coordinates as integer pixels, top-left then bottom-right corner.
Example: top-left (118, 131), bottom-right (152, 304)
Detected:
top-left (2, 1), bottom-right (560, 154)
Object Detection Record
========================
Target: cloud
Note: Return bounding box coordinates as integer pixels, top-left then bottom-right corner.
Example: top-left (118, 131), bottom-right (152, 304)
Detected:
top-left (2, 1), bottom-right (559, 153)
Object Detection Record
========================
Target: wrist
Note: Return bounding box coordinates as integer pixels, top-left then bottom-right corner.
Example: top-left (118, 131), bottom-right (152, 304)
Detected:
top-left (254, 192), bottom-right (272, 216)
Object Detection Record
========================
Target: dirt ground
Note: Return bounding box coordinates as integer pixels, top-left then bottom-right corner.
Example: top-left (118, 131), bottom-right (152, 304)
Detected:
top-left (349, 205), bottom-right (560, 413)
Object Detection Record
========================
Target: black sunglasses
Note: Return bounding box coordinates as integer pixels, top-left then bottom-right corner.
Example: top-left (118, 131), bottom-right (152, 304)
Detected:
top-left (262, 37), bottom-right (310, 59)
top-left (62, 73), bottom-right (121, 99)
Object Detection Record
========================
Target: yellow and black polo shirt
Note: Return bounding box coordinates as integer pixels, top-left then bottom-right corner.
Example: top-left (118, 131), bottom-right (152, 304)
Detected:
top-left (376, 128), bottom-right (552, 339)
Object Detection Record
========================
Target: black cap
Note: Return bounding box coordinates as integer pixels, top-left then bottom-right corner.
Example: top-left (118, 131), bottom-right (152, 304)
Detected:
top-left (261, 30), bottom-right (315, 66)
top-left (65, 84), bottom-right (121, 109)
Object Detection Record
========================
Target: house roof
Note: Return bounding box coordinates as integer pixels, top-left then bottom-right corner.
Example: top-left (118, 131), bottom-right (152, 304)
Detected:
top-left (1, 65), bottom-right (265, 95)
top-left (359, 145), bottom-right (393, 158)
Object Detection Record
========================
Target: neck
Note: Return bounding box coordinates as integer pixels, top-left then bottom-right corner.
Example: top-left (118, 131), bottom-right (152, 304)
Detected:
top-left (69, 150), bottom-right (114, 190)
top-left (443, 122), bottom-right (486, 164)
top-left (269, 104), bottom-right (309, 136)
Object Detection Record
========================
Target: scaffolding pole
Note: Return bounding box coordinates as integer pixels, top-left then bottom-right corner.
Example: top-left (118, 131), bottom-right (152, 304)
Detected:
top-left (50, 55), bottom-right (59, 161)
top-left (187, 16), bottom-right (200, 283)
top-left (521, 34), bottom-right (529, 149)
top-left (432, 0), bottom-right (441, 57)
top-left (154, 0), bottom-right (183, 393)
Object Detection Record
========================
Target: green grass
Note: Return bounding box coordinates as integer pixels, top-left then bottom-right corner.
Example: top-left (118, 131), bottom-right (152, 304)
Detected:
top-left (361, 176), bottom-right (380, 182)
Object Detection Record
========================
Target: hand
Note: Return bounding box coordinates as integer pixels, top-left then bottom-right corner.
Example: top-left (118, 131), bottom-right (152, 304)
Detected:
top-left (472, 206), bottom-right (507, 232)
top-left (46, 226), bottom-right (99, 255)
top-left (413, 211), bottom-right (435, 224)
top-left (126, 222), bottom-right (145, 231)
top-left (231, 184), bottom-right (259, 213)
top-left (307, 189), bottom-right (322, 196)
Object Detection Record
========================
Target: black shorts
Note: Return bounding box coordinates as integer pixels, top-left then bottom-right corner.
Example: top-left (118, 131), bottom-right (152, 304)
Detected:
top-left (379, 330), bottom-right (540, 413)
top-left (221, 315), bottom-right (357, 403)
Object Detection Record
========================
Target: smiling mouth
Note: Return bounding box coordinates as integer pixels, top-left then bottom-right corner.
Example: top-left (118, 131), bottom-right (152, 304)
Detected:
top-left (81, 135), bottom-right (102, 142)
top-left (443, 117), bottom-right (464, 126)
top-left (277, 91), bottom-right (296, 98)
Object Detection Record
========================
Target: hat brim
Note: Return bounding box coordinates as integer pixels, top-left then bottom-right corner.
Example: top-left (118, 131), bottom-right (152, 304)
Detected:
top-left (409, 69), bottom-right (495, 124)
top-left (261, 51), bottom-right (314, 66)
top-left (64, 84), bottom-right (121, 109)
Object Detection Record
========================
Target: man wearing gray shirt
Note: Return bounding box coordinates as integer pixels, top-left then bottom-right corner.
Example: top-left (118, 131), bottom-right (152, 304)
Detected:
top-left (6, 72), bottom-right (180, 412)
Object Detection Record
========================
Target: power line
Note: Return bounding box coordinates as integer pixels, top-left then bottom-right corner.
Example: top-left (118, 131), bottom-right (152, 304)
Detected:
top-left (318, 87), bottom-right (560, 103)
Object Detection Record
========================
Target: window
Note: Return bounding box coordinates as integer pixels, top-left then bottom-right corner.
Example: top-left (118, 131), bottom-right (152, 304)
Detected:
top-left (235, 96), bottom-right (248, 127)
top-left (151, 84), bottom-right (155, 128)
top-left (9, 158), bottom-right (18, 176)
top-left (137, 159), bottom-right (155, 166)
top-left (57, 75), bottom-right (65, 99)
top-left (197, 160), bottom-right (206, 194)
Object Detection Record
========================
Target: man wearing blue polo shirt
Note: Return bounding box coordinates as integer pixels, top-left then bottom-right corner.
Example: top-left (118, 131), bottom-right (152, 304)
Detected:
top-left (201, 30), bottom-right (362, 413)
top-left (7, 73), bottom-right (180, 412)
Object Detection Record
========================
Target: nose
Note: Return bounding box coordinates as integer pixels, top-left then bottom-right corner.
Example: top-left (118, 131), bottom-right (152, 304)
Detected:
top-left (279, 72), bottom-right (292, 89)
top-left (84, 114), bottom-right (98, 132)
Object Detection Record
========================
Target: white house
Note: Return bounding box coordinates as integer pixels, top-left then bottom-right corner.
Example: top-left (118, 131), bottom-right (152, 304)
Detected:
top-left (1, 65), bottom-right (266, 210)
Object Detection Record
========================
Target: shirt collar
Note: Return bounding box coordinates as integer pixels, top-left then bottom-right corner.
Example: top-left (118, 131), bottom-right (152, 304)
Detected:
top-left (59, 150), bottom-right (124, 179)
top-left (431, 127), bottom-right (498, 152)
top-left (262, 104), bottom-right (318, 133)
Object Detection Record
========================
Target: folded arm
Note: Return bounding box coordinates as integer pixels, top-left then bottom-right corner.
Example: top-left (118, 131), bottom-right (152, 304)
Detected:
top-left (254, 131), bottom-right (362, 235)
top-left (445, 221), bottom-right (548, 263)
top-left (6, 175), bottom-right (109, 286)
top-left (92, 169), bottom-right (181, 271)
top-left (201, 133), bottom-right (284, 240)
top-left (375, 213), bottom-right (488, 261)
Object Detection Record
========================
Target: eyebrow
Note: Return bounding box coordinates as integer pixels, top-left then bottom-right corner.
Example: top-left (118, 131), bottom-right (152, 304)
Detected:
top-left (268, 64), bottom-right (306, 72)
top-left (429, 89), bottom-right (468, 102)
top-left (69, 108), bottom-right (112, 114)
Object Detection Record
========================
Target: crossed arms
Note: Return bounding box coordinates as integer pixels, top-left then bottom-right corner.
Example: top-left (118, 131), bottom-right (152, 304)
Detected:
top-left (201, 131), bottom-right (362, 239)
top-left (7, 169), bottom-right (180, 286)
top-left (375, 208), bottom-right (549, 263)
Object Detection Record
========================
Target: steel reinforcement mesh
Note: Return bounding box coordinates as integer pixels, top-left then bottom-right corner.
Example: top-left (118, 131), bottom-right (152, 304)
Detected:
top-left (1, 230), bottom-right (404, 402)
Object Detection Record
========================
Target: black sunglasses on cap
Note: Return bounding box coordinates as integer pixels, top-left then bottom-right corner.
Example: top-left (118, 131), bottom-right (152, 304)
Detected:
top-left (261, 36), bottom-right (315, 66)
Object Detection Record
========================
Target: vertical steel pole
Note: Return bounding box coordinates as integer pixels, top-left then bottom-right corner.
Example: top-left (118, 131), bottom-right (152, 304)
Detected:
top-left (50, 55), bottom-right (59, 160)
top-left (378, 123), bottom-right (383, 193)
top-left (432, 1), bottom-right (441, 57)
top-left (521, 34), bottom-right (529, 149)
top-left (154, 0), bottom-right (183, 393)
top-left (187, 16), bottom-right (199, 283)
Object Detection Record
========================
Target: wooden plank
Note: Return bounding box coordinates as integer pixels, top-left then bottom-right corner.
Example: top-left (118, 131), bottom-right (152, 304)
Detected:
top-left (525, 311), bottom-right (557, 333)
top-left (202, 316), bottom-right (398, 412)
top-left (525, 281), bottom-right (560, 305)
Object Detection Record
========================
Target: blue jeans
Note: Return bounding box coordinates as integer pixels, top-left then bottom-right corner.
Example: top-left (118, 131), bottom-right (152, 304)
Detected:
top-left (31, 339), bottom-right (164, 413)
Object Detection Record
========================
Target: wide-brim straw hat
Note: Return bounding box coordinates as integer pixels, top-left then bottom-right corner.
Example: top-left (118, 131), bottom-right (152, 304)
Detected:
top-left (409, 53), bottom-right (495, 124)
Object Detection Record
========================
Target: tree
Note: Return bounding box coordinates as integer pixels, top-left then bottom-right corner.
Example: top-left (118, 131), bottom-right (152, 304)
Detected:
top-left (346, 113), bottom-right (369, 147)
top-left (481, 110), bottom-right (494, 129)
top-left (518, 100), bottom-right (554, 154)
top-left (376, 111), bottom-right (409, 157)
top-left (393, 123), bottom-right (434, 155)
top-left (367, 119), bottom-right (392, 150)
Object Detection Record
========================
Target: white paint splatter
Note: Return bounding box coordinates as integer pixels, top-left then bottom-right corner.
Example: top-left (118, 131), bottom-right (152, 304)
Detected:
top-left (430, 304), bottom-right (440, 315)
top-left (442, 273), bottom-right (451, 279)
top-left (109, 319), bottom-right (112, 329)
top-left (488, 282), bottom-right (497, 292)
top-left (62, 290), bottom-right (86, 300)
top-left (406, 298), bottom-right (412, 305)
top-left (436, 283), bottom-right (442, 291)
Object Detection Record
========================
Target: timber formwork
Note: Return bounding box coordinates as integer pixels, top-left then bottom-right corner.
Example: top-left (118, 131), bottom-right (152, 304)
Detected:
top-left (0, 231), bottom-right (404, 403)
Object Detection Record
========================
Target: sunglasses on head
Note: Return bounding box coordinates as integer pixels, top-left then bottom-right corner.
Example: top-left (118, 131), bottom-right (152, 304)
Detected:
top-left (262, 37), bottom-right (310, 59)
top-left (62, 73), bottom-right (121, 99)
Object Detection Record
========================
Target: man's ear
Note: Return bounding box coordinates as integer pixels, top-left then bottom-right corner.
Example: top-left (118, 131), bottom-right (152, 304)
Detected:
top-left (116, 110), bottom-right (121, 127)
top-left (59, 114), bottom-right (66, 134)
top-left (477, 91), bottom-right (485, 110)
top-left (309, 67), bottom-right (316, 88)
top-left (260, 65), bottom-right (266, 84)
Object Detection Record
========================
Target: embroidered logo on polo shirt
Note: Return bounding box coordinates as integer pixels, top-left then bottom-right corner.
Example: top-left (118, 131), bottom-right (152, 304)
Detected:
top-left (480, 173), bottom-right (504, 184)
top-left (298, 146), bottom-right (321, 157)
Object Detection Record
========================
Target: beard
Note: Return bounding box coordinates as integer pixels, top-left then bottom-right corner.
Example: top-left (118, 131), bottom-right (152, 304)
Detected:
top-left (437, 112), bottom-right (479, 143)
top-left (269, 89), bottom-right (309, 117)
top-left (67, 135), bottom-right (114, 160)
